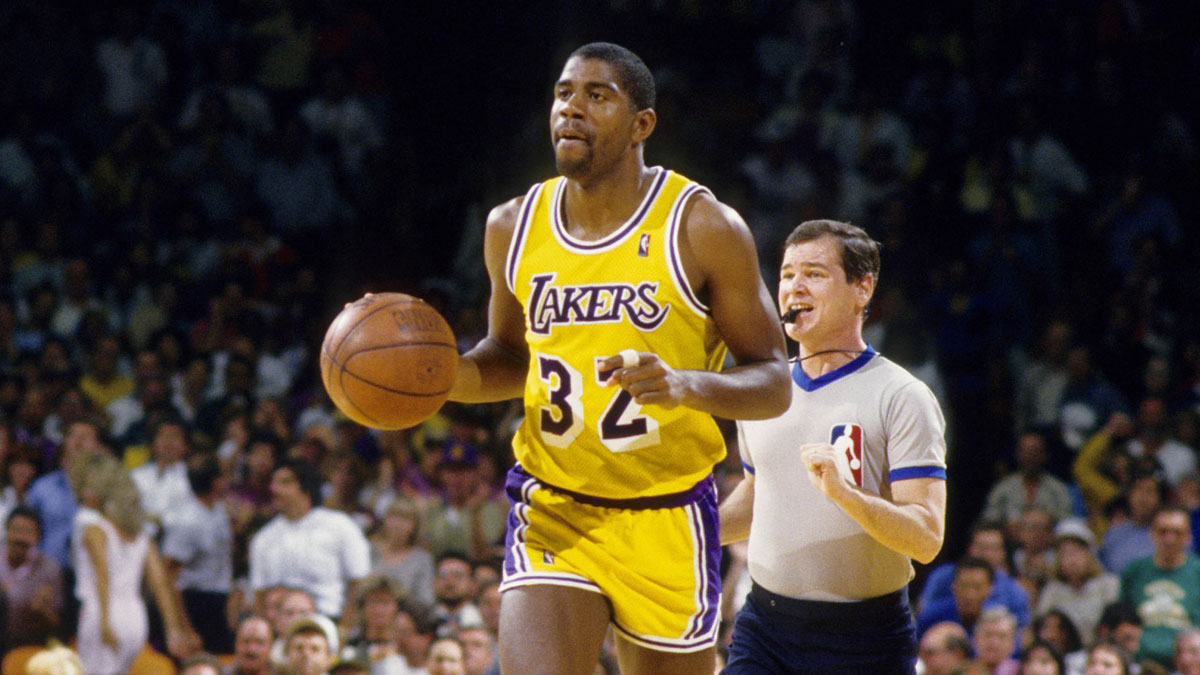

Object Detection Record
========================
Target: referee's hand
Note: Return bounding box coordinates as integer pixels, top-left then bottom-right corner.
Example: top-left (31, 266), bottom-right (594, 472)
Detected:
top-left (800, 443), bottom-right (849, 499)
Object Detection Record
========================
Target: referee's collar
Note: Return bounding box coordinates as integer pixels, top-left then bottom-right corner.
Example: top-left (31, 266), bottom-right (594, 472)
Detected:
top-left (791, 346), bottom-right (877, 392)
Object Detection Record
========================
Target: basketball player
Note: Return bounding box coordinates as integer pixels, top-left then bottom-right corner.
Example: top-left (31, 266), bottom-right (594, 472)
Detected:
top-left (446, 43), bottom-right (791, 674)
top-left (719, 220), bottom-right (948, 673)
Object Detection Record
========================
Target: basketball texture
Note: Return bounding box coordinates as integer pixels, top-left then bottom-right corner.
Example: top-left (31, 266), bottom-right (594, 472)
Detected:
top-left (320, 293), bottom-right (458, 430)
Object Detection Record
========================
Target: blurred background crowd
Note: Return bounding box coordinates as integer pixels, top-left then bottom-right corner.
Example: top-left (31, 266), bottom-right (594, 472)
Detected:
top-left (0, 0), bottom-right (1198, 673)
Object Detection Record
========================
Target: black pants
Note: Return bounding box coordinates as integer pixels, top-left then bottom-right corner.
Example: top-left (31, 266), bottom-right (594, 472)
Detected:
top-left (183, 589), bottom-right (234, 654)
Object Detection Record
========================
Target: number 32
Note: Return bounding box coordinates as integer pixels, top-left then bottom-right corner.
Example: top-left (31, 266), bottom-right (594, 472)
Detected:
top-left (536, 354), bottom-right (661, 453)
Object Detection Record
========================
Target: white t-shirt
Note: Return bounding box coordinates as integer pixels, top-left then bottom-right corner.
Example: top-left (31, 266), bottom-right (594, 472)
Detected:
top-left (160, 496), bottom-right (233, 593)
top-left (130, 461), bottom-right (193, 530)
top-left (737, 350), bottom-right (947, 601)
top-left (248, 507), bottom-right (371, 617)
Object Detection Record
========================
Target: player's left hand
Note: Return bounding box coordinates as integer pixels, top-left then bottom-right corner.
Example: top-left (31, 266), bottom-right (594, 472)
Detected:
top-left (600, 350), bottom-right (686, 409)
top-left (800, 443), bottom-right (851, 499)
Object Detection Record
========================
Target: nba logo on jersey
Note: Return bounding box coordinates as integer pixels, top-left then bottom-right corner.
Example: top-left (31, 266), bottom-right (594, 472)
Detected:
top-left (542, 550), bottom-right (555, 565)
top-left (638, 233), bottom-right (650, 257)
top-left (830, 424), bottom-right (864, 487)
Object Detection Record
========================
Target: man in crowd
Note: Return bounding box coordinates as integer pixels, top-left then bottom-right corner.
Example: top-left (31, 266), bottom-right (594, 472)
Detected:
top-left (917, 621), bottom-right (972, 675)
top-left (0, 506), bottom-right (63, 646)
top-left (1119, 506), bottom-right (1200, 669)
top-left (223, 614), bottom-right (273, 675)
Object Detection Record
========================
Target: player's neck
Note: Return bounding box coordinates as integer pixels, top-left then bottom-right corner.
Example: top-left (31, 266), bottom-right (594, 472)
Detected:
top-left (562, 161), bottom-right (654, 239)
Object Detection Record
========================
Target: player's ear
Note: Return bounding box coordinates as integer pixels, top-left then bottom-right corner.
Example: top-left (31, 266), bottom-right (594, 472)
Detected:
top-left (631, 108), bottom-right (656, 145)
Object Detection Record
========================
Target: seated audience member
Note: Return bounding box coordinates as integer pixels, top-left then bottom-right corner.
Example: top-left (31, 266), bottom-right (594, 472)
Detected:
top-left (284, 616), bottom-right (337, 675)
top-left (369, 497), bottom-right (435, 610)
top-left (1031, 609), bottom-right (1084, 663)
top-left (1175, 628), bottom-right (1200, 675)
top-left (0, 505), bottom-right (64, 646)
top-left (972, 607), bottom-right (1020, 674)
top-left (225, 613), bottom-right (273, 675)
top-left (395, 600), bottom-right (439, 672)
top-left (162, 453), bottom-right (235, 653)
top-left (329, 656), bottom-right (373, 675)
top-left (130, 414), bottom-right (195, 534)
top-left (1013, 505), bottom-right (1059, 593)
top-left (1101, 470), bottom-right (1165, 574)
top-left (458, 623), bottom-right (498, 675)
top-left (983, 430), bottom-right (1075, 532)
top-left (921, 521), bottom-right (1032, 629)
top-left (181, 653), bottom-right (225, 675)
top-left (1037, 518), bottom-right (1120, 644)
top-left (1074, 412), bottom-right (1136, 534)
top-left (422, 441), bottom-right (507, 563)
top-left (426, 635), bottom-right (467, 675)
top-left (919, 557), bottom-right (998, 638)
top-left (1125, 397), bottom-right (1197, 488)
top-left (343, 574), bottom-right (411, 673)
top-left (267, 587), bottom-right (319, 668)
top-left (433, 550), bottom-right (483, 634)
top-left (1064, 602), bottom-right (1143, 675)
top-left (1081, 640), bottom-right (1133, 675)
top-left (26, 418), bottom-right (105, 569)
top-left (1119, 506), bottom-right (1200, 670)
top-left (248, 457), bottom-right (370, 622)
top-left (1019, 639), bottom-right (1065, 675)
top-left (919, 621), bottom-right (973, 675)
top-left (475, 579), bottom-right (501, 640)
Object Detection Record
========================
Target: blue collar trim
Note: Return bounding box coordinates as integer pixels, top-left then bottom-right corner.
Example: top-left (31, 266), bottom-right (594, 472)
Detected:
top-left (792, 346), bottom-right (877, 391)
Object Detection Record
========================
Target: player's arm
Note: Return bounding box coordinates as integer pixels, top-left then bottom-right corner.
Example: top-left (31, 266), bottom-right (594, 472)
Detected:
top-left (718, 469), bottom-right (755, 545)
top-left (604, 194), bottom-right (790, 419)
top-left (802, 444), bottom-right (946, 563)
top-left (449, 196), bottom-right (530, 404)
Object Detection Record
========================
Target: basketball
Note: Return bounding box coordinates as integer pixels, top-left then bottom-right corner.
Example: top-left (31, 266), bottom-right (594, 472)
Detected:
top-left (320, 293), bottom-right (458, 430)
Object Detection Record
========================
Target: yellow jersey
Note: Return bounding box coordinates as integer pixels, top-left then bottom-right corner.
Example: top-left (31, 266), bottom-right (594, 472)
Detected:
top-left (506, 167), bottom-right (727, 500)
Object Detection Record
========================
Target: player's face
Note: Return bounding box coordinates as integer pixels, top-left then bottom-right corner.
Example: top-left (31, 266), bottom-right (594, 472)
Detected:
top-left (778, 235), bottom-right (873, 349)
top-left (550, 57), bottom-right (650, 181)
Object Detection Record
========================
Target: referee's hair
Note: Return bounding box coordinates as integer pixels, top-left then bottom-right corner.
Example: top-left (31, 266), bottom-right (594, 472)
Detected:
top-left (784, 219), bottom-right (881, 285)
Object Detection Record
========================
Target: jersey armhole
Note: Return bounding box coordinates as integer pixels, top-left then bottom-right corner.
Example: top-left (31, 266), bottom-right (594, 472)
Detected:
top-left (665, 183), bottom-right (713, 317)
top-left (505, 182), bottom-right (544, 293)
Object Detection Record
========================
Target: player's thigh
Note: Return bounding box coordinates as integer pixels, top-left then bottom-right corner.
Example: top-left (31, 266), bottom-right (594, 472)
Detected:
top-left (499, 583), bottom-right (611, 675)
top-left (614, 633), bottom-right (718, 675)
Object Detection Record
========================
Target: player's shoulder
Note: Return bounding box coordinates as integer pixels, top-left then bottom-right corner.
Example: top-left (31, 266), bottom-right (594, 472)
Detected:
top-left (679, 188), bottom-right (748, 235)
top-left (486, 193), bottom-right (526, 234)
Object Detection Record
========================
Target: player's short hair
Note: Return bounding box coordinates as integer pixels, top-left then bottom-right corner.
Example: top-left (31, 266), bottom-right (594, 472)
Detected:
top-left (785, 220), bottom-right (881, 285)
top-left (569, 42), bottom-right (655, 111)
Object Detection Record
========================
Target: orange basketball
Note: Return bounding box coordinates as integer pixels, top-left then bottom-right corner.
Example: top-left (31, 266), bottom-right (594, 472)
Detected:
top-left (320, 293), bottom-right (458, 430)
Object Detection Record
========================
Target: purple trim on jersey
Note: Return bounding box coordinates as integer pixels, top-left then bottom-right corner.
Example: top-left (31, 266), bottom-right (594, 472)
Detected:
top-left (741, 461), bottom-right (756, 475)
top-left (666, 183), bottom-right (710, 313)
top-left (682, 487), bottom-right (722, 642)
top-left (505, 183), bottom-right (543, 291)
top-left (889, 465), bottom-right (947, 481)
top-left (502, 465), bottom-right (541, 578)
top-left (552, 168), bottom-right (667, 251)
top-left (792, 346), bottom-right (878, 392)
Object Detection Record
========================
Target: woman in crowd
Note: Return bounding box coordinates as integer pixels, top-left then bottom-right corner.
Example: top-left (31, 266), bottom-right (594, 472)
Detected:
top-left (369, 497), bottom-right (435, 609)
top-left (1036, 519), bottom-right (1119, 644)
top-left (1020, 639), bottom-right (1065, 675)
top-left (69, 452), bottom-right (199, 673)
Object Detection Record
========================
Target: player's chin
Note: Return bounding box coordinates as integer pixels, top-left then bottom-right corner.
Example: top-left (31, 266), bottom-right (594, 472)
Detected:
top-left (555, 153), bottom-right (592, 179)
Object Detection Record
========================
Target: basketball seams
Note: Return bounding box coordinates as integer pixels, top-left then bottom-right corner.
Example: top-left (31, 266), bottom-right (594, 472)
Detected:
top-left (328, 297), bottom-right (424, 362)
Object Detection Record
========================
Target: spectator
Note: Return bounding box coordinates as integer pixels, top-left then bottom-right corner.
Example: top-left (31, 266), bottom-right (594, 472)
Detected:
top-left (1125, 397), bottom-right (1197, 488)
top-left (0, 505), bottom-right (64, 646)
top-left (78, 333), bottom-right (133, 410)
top-left (26, 418), bottom-right (105, 568)
top-left (1080, 640), bottom-right (1132, 675)
top-left (248, 457), bottom-right (370, 621)
top-left (394, 600), bottom-right (437, 673)
top-left (369, 497), bottom-right (435, 610)
top-left (1031, 610), bottom-right (1084, 664)
top-left (94, 5), bottom-right (169, 119)
top-left (254, 116), bottom-right (345, 236)
top-left (431, 550), bottom-right (482, 635)
top-left (1037, 518), bottom-right (1120, 644)
top-left (1059, 346), bottom-right (1128, 452)
top-left (983, 430), bottom-right (1075, 533)
top-left (1175, 628), bottom-right (1200, 675)
top-left (265, 587), bottom-right (318, 669)
top-left (918, 556), bottom-right (997, 638)
top-left (224, 613), bottom-right (273, 675)
top-left (973, 607), bottom-right (1020, 674)
top-left (178, 43), bottom-right (275, 141)
top-left (283, 615), bottom-right (337, 675)
top-left (1064, 602), bottom-right (1143, 675)
top-left (1075, 412), bottom-right (1138, 534)
top-left (162, 453), bottom-right (235, 654)
top-left (1100, 470), bottom-right (1165, 574)
top-left (1118, 506), bottom-right (1200, 669)
top-left (130, 415), bottom-right (195, 534)
top-left (918, 620), bottom-right (973, 675)
top-left (474, 580), bottom-right (501, 642)
top-left (421, 442), bottom-right (506, 563)
top-left (0, 443), bottom-right (37, 526)
top-left (1014, 320), bottom-right (1074, 436)
top-left (298, 62), bottom-right (384, 180)
top-left (1013, 506), bottom-right (1061, 592)
top-left (1019, 639), bottom-right (1065, 675)
top-left (458, 623), bottom-right (498, 675)
top-left (425, 635), bottom-right (467, 675)
top-left (920, 521), bottom-right (1032, 630)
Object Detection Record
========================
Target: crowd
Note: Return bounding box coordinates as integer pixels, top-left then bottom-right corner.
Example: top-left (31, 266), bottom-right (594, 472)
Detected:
top-left (0, 0), bottom-right (1198, 674)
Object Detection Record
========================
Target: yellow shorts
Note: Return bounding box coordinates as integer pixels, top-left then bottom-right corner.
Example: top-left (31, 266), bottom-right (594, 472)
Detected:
top-left (499, 464), bottom-right (721, 653)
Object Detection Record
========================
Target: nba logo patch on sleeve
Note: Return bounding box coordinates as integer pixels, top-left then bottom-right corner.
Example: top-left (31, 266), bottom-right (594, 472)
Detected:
top-left (830, 424), bottom-right (864, 487)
